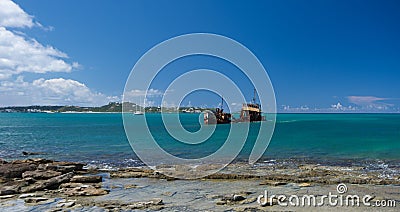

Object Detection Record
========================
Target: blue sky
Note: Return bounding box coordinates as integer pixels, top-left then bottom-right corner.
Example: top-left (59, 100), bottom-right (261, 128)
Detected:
top-left (1, 0), bottom-right (399, 112)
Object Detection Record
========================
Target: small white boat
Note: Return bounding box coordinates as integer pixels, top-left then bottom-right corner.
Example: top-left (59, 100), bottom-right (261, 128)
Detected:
top-left (133, 111), bottom-right (144, 115)
top-left (133, 97), bottom-right (145, 115)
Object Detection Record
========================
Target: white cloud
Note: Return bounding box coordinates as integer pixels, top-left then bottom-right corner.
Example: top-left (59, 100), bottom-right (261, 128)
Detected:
top-left (279, 96), bottom-right (399, 113)
top-left (0, 1), bottom-right (102, 107)
top-left (0, 1), bottom-right (78, 79)
top-left (161, 100), bottom-right (178, 108)
top-left (347, 96), bottom-right (388, 105)
top-left (347, 95), bottom-right (394, 110)
top-left (124, 89), bottom-right (164, 98)
top-left (282, 104), bottom-right (311, 112)
top-left (0, 77), bottom-right (118, 106)
top-left (0, 0), bottom-right (35, 28)
top-left (124, 89), bottom-right (163, 101)
top-left (123, 89), bottom-right (165, 106)
top-left (331, 102), bottom-right (343, 110)
top-left (0, 27), bottom-right (77, 79)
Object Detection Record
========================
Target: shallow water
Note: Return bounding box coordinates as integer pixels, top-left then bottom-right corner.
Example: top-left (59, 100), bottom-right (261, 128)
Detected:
top-left (0, 113), bottom-right (399, 171)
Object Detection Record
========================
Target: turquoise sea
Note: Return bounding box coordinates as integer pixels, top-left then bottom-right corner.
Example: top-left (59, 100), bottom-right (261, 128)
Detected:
top-left (0, 113), bottom-right (399, 171)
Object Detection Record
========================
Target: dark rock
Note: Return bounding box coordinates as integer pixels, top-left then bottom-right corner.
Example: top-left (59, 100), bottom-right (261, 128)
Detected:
top-left (0, 163), bottom-right (37, 178)
top-left (52, 162), bottom-right (84, 170)
top-left (70, 175), bottom-right (102, 183)
top-left (0, 187), bottom-right (17, 195)
top-left (38, 164), bottom-right (73, 173)
top-left (233, 194), bottom-right (246, 201)
top-left (222, 194), bottom-right (246, 203)
top-left (22, 177), bottom-right (36, 184)
top-left (218, 192), bottom-right (252, 205)
top-left (39, 162), bottom-right (85, 173)
top-left (22, 151), bottom-right (46, 156)
top-left (58, 165), bottom-right (81, 173)
top-left (13, 158), bottom-right (53, 164)
top-left (1, 180), bottom-right (29, 194)
top-left (0, 158), bottom-right (8, 164)
top-left (22, 170), bottom-right (62, 180)
top-left (21, 172), bottom-right (74, 193)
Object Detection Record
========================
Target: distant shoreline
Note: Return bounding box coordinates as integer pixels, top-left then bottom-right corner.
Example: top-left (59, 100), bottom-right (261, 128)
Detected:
top-left (1, 102), bottom-right (399, 114)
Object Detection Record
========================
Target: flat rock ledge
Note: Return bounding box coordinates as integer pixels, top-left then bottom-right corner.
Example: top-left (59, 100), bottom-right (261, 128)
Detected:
top-left (109, 163), bottom-right (400, 185)
top-left (1, 158), bottom-right (400, 211)
top-left (0, 158), bottom-right (108, 197)
top-left (80, 198), bottom-right (164, 210)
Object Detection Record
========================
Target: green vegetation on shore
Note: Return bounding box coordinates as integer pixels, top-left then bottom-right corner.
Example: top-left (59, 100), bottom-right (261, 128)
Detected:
top-left (0, 102), bottom-right (212, 113)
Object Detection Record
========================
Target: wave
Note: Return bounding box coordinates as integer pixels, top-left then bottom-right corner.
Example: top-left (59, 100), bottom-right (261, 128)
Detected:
top-left (277, 120), bottom-right (298, 123)
top-left (0, 132), bottom-right (33, 135)
top-left (83, 158), bottom-right (145, 171)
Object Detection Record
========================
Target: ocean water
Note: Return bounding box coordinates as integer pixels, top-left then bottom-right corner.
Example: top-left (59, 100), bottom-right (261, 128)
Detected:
top-left (0, 113), bottom-right (399, 170)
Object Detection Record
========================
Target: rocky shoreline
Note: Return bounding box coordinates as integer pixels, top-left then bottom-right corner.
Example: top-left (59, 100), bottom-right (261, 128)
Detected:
top-left (1, 158), bottom-right (399, 211)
